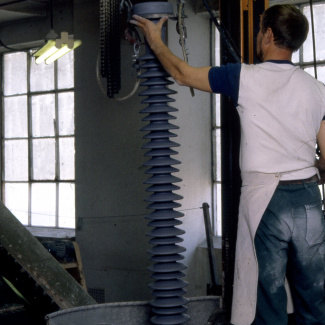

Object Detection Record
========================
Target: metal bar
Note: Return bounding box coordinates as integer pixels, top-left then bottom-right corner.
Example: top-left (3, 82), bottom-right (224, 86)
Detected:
top-left (0, 201), bottom-right (96, 313)
top-left (203, 0), bottom-right (241, 63)
top-left (202, 202), bottom-right (219, 294)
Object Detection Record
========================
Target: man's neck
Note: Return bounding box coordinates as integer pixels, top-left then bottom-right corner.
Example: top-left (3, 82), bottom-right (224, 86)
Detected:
top-left (262, 46), bottom-right (292, 62)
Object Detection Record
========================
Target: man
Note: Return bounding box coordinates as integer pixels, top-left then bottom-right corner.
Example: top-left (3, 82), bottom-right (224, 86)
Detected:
top-left (131, 4), bottom-right (325, 325)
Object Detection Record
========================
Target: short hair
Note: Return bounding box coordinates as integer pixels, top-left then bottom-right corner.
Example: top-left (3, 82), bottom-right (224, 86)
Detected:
top-left (261, 4), bottom-right (309, 51)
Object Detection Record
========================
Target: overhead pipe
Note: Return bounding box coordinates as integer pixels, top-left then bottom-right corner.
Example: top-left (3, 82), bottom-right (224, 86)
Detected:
top-left (132, 2), bottom-right (190, 324)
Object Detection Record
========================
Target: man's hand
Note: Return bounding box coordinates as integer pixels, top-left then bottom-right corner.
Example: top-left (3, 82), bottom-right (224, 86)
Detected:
top-left (130, 15), bottom-right (168, 50)
top-left (130, 14), bottom-right (213, 92)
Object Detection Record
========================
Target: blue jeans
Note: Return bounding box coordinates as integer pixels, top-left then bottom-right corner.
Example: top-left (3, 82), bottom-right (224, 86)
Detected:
top-left (252, 181), bottom-right (325, 325)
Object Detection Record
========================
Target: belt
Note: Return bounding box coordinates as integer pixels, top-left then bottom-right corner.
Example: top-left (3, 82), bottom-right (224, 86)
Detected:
top-left (278, 174), bottom-right (319, 185)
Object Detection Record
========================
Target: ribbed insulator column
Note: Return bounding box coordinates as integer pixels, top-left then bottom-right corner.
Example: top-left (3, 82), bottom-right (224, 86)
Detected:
top-left (133, 2), bottom-right (190, 325)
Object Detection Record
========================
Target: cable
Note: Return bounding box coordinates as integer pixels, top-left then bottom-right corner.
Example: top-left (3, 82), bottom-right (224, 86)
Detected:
top-left (0, 39), bottom-right (22, 52)
top-left (96, 52), bottom-right (141, 101)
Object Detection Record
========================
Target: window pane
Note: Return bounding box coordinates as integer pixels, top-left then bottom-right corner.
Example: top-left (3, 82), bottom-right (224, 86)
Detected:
top-left (4, 140), bottom-right (28, 181)
top-left (215, 28), bottom-right (220, 66)
top-left (59, 183), bottom-right (75, 228)
top-left (58, 92), bottom-right (74, 135)
top-left (58, 50), bottom-right (74, 89)
top-left (4, 183), bottom-right (29, 225)
top-left (215, 95), bottom-right (221, 126)
top-left (216, 183), bottom-right (222, 236)
top-left (316, 66), bottom-right (325, 84)
top-left (216, 129), bottom-right (221, 181)
top-left (31, 94), bottom-right (55, 137)
top-left (3, 52), bottom-right (27, 95)
top-left (32, 139), bottom-right (55, 180)
top-left (60, 138), bottom-right (75, 180)
top-left (292, 50), bottom-right (299, 64)
top-left (303, 4), bottom-right (325, 62)
top-left (4, 96), bottom-right (28, 138)
top-left (31, 183), bottom-right (56, 226)
top-left (304, 66), bottom-right (315, 77)
top-left (30, 56), bottom-right (55, 92)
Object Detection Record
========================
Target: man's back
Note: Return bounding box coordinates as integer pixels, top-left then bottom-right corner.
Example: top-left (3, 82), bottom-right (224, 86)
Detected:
top-left (238, 61), bottom-right (325, 178)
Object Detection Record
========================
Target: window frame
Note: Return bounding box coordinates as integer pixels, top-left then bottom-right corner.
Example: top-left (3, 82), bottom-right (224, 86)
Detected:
top-left (293, 1), bottom-right (325, 210)
top-left (1, 48), bottom-right (76, 238)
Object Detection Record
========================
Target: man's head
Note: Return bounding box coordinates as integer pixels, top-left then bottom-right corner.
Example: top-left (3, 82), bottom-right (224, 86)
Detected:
top-left (256, 5), bottom-right (309, 61)
top-left (261, 4), bottom-right (309, 52)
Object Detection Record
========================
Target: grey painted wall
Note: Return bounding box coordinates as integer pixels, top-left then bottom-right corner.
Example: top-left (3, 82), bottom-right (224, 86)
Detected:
top-left (0, 0), bottom-right (216, 304)
top-left (73, 0), bottom-right (215, 303)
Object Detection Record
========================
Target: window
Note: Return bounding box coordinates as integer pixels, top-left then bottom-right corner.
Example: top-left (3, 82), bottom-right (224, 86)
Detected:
top-left (292, 3), bottom-right (325, 83)
top-left (293, 2), bottom-right (325, 209)
top-left (2, 50), bottom-right (75, 230)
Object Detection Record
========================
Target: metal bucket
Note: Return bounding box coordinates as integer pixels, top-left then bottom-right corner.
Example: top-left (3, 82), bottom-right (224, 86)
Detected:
top-left (46, 296), bottom-right (221, 325)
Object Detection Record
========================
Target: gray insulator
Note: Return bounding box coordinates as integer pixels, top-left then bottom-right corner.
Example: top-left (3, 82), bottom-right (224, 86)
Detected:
top-left (142, 139), bottom-right (180, 149)
top-left (148, 245), bottom-right (186, 256)
top-left (150, 254), bottom-right (185, 263)
top-left (139, 87), bottom-right (177, 96)
top-left (141, 121), bottom-right (179, 131)
top-left (147, 202), bottom-right (181, 210)
top-left (145, 175), bottom-right (181, 184)
top-left (134, 2), bottom-right (189, 324)
top-left (149, 237), bottom-right (183, 245)
top-left (147, 227), bottom-right (185, 238)
top-left (145, 166), bottom-right (179, 174)
top-left (145, 192), bottom-right (183, 202)
top-left (142, 113), bottom-right (177, 121)
top-left (150, 296), bottom-right (189, 308)
top-left (146, 184), bottom-right (181, 192)
top-left (132, 2), bottom-right (174, 18)
top-left (144, 131), bottom-right (178, 139)
top-left (152, 288), bottom-right (187, 297)
top-left (143, 157), bottom-right (181, 167)
top-left (152, 305), bottom-right (188, 315)
top-left (139, 70), bottom-right (170, 79)
top-left (148, 261), bottom-right (187, 274)
top-left (150, 254), bottom-right (185, 262)
top-left (145, 149), bottom-right (179, 157)
top-left (146, 209), bottom-right (184, 220)
top-left (149, 279), bottom-right (188, 290)
top-left (141, 78), bottom-right (174, 87)
top-left (147, 219), bottom-right (183, 227)
top-left (151, 271), bottom-right (186, 280)
top-left (141, 95), bottom-right (175, 104)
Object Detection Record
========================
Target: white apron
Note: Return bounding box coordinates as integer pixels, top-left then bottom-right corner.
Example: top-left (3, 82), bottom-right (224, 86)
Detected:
top-left (230, 62), bottom-right (325, 325)
top-left (230, 168), bottom-right (321, 325)
top-left (231, 171), bottom-right (295, 325)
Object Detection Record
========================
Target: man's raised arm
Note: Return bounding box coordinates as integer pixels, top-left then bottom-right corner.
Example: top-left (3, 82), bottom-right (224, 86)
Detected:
top-left (130, 15), bottom-right (212, 93)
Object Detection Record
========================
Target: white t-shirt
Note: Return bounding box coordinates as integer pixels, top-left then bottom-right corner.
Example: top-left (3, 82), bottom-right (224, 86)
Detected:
top-left (209, 61), bottom-right (325, 180)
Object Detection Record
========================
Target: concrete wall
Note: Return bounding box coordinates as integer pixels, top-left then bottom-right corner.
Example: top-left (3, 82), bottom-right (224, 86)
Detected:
top-left (0, 0), bottom-right (216, 303)
top-left (73, 0), bottom-right (215, 303)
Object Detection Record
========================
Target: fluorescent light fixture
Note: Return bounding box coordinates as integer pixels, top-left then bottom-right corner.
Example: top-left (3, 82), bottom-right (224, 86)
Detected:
top-left (33, 32), bottom-right (82, 64)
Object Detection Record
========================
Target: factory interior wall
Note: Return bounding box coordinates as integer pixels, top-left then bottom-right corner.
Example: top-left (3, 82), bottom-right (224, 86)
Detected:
top-left (0, 0), bottom-right (216, 304)
top-left (74, 0), bottom-right (215, 303)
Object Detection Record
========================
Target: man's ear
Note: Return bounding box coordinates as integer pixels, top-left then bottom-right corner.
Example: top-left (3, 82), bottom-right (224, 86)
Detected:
top-left (264, 28), bottom-right (273, 45)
